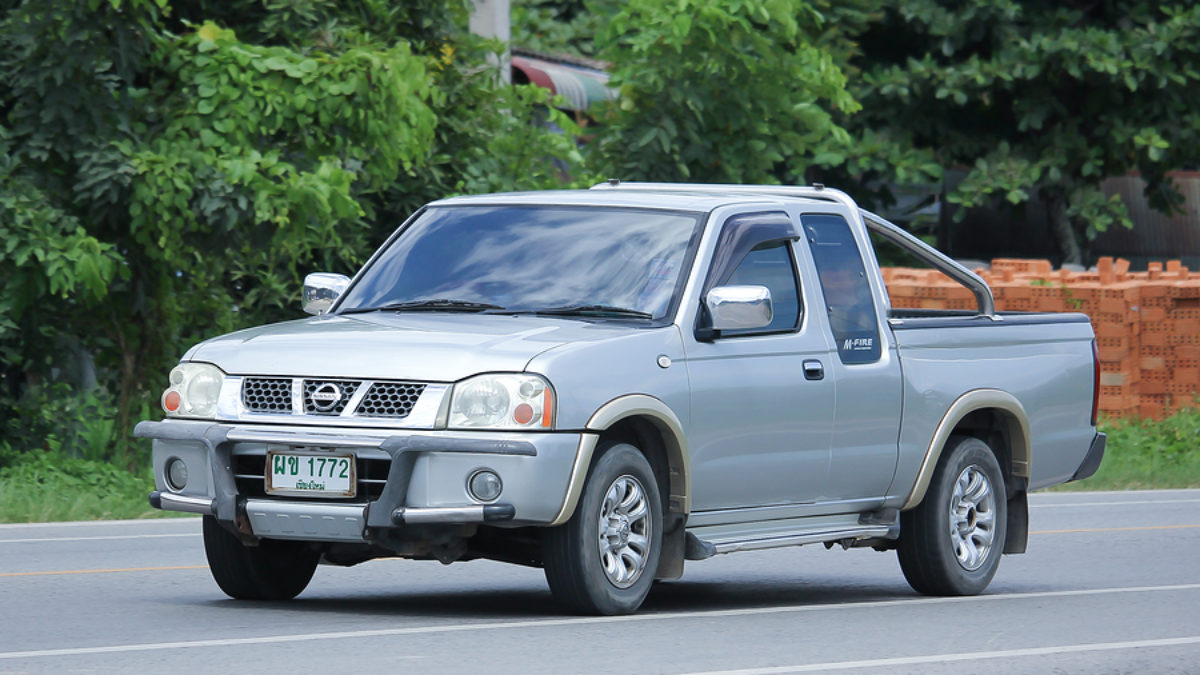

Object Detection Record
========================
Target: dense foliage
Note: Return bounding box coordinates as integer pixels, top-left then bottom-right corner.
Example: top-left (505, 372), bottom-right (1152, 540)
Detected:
top-left (0, 0), bottom-right (580, 467)
top-left (515, 1), bottom-right (1200, 256)
top-left (589, 0), bottom-right (857, 184)
top-left (849, 1), bottom-right (1200, 263)
top-left (512, 0), bottom-right (614, 58)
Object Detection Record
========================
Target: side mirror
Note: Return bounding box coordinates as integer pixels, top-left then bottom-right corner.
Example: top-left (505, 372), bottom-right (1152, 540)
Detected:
top-left (302, 273), bottom-right (351, 315)
top-left (705, 285), bottom-right (773, 331)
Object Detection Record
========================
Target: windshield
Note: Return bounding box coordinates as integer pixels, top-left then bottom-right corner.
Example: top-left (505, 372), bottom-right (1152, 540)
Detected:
top-left (337, 205), bottom-right (704, 321)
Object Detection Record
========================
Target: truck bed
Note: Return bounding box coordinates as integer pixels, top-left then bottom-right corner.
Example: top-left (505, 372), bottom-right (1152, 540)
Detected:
top-left (889, 310), bottom-right (1097, 493)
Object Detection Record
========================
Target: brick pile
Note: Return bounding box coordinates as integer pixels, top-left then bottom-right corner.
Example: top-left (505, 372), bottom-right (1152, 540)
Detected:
top-left (881, 257), bottom-right (1200, 420)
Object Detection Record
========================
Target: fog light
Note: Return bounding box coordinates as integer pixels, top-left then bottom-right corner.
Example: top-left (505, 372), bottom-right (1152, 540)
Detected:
top-left (468, 469), bottom-right (502, 503)
top-left (165, 457), bottom-right (188, 492)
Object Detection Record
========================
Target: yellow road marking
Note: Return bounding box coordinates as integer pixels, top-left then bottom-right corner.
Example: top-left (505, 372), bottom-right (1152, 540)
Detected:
top-left (1032, 524), bottom-right (1200, 535)
top-left (0, 565), bottom-right (207, 578)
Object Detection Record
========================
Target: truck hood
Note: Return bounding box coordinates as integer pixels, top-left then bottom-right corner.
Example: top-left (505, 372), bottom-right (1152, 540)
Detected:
top-left (185, 313), bottom-right (641, 382)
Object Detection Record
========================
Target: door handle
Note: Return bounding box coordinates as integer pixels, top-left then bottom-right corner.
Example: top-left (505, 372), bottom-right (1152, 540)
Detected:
top-left (803, 359), bottom-right (824, 381)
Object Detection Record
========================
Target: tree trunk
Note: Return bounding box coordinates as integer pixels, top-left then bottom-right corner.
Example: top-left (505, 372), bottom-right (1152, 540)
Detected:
top-left (1046, 194), bottom-right (1082, 265)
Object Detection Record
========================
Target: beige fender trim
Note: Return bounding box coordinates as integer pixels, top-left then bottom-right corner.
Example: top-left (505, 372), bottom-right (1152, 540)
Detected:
top-left (901, 389), bottom-right (1032, 511)
top-left (548, 395), bottom-right (691, 526)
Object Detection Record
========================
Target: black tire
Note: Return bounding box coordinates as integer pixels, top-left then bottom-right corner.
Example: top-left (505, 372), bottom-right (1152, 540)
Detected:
top-left (897, 435), bottom-right (1007, 596)
top-left (202, 515), bottom-right (319, 601)
top-left (543, 442), bottom-right (663, 615)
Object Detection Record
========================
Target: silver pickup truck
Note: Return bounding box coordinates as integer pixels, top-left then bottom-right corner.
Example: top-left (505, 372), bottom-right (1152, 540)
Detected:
top-left (136, 183), bottom-right (1105, 615)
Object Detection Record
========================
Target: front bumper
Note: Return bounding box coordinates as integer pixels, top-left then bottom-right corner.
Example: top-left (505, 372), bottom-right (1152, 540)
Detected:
top-left (136, 420), bottom-right (583, 543)
top-left (147, 491), bottom-right (520, 541)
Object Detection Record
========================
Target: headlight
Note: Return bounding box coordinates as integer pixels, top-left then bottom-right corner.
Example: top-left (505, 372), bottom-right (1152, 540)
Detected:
top-left (448, 373), bottom-right (555, 430)
top-left (161, 362), bottom-right (225, 419)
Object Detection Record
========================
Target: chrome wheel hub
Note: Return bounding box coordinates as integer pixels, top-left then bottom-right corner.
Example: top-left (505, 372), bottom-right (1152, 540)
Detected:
top-left (948, 465), bottom-right (996, 571)
top-left (597, 474), bottom-right (652, 589)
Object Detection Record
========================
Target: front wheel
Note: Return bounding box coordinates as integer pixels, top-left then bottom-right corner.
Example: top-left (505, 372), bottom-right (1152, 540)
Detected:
top-left (897, 435), bottom-right (1007, 596)
top-left (543, 442), bottom-right (663, 615)
top-left (202, 516), bottom-right (319, 600)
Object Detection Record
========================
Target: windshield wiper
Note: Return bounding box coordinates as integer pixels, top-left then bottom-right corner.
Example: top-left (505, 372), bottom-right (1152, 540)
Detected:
top-left (521, 304), bottom-right (654, 319)
top-left (339, 299), bottom-right (507, 314)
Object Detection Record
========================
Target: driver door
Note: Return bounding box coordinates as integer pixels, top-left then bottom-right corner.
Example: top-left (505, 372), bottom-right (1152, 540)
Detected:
top-left (685, 211), bottom-right (836, 511)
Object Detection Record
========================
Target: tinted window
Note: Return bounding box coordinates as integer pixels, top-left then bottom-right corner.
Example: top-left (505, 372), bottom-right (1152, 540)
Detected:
top-left (338, 206), bottom-right (703, 320)
top-left (802, 214), bottom-right (881, 363)
top-left (721, 242), bottom-right (801, 336)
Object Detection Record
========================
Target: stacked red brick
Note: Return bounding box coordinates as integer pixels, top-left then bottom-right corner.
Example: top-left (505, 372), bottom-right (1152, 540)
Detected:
top-left (881, 257), bottom-right (1200, 420)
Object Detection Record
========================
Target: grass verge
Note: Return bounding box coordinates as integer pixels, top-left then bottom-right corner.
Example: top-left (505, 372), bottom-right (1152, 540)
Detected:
top-left (1050, 407), bottom-right (1200, 491)
top-left (0, 452), bottom-right (177, 523)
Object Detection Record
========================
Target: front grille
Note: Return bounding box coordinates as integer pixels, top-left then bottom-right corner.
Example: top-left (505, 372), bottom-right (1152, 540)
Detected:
top-left (239, 376), bottom-right (431, 419)
top-left (356, 382), bottom-right (426, 418)
top-left (242, 378), bottom-right (292, 413)
top-left (302, 379), bottom-right (360, 416)
top-left (232, 452), bottom-right (391, 502)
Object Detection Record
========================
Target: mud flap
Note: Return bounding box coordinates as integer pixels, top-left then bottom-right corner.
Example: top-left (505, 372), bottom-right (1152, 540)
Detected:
top-left (1004, 489), bottom-right (1029, 554)
top-left (655, 513), bottom-right (687, 580)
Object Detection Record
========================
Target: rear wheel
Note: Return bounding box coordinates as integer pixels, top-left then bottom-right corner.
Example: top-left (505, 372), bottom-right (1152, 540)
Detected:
top-left (543, 442), bottom-right (663, 615)
top-left (897, 435), bottom-right (1007, 596)
top-left (202, 515), bottom-right (319, 600)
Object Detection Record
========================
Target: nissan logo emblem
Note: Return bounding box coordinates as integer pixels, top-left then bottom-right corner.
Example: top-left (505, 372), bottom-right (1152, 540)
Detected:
top-left (310, 383), bottom-right (342, 412)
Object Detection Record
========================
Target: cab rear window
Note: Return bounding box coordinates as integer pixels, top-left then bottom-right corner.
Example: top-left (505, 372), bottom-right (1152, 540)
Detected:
top-left (802, 214), bottom-right (881, 364)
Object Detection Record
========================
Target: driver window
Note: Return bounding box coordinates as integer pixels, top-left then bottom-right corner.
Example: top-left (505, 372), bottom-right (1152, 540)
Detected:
top-left (721, 242), bottom-right (802, 337)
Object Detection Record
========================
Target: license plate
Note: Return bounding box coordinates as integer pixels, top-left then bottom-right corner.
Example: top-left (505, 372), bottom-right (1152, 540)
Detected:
top-left (266, 450), bottom-right (356, 497)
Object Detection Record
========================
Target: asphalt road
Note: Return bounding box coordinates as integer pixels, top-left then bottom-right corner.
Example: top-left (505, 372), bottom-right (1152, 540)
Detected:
top-left (1, 489), bottom-right (1197, 674)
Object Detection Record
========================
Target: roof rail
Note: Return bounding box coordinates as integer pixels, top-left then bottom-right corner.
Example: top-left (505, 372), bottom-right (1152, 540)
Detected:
top-left (590, 181), bottom-right (857, 211)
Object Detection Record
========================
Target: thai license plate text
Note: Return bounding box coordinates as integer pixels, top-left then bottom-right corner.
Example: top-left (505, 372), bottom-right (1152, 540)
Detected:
top-left (266, 451), bottom-right (355, 497)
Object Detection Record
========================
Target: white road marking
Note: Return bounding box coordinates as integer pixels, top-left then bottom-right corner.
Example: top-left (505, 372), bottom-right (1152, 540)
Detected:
top-left (0, 517), bottom-right (197, 530)
top-left (1, 566), bottom-right (207, 578)
top-left (680, 636), bottom-right (1200, 674)
top-left (1, 583), bottom-right (1198, 661)
top-left (1033, 489), bottom-right (1200, 497)
top-left (1031, 499), bottom-right (1200, 508)
top-left (0, 533), bottom-right (196, 544)
top-left (1032, 524), bottom-right (1200, 535)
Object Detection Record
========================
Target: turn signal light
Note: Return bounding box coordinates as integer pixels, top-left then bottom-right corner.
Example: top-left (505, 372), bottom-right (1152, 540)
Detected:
top-left (163, 390), bottom-right (181, 412)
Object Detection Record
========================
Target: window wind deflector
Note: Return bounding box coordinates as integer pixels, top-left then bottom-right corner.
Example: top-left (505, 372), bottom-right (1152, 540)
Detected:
top-left (702, 212), bottom-right (798, 295)
top-left (338, 299), bottom-right (507, 314)
top-left (511, 304), bottom-right (654, 319)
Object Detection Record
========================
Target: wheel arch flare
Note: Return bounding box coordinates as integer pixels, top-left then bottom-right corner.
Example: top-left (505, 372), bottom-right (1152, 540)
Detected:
top-left (549, 395), bottom-right (691, 526)
top-left (902, 389), bottom-right (1031, 512)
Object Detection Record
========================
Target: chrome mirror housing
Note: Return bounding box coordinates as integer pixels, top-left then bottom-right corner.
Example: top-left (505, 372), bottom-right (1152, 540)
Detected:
top-left (706, 285), bottom-right (773, 331)
top-left (302, 273), bottom-right (351, 315)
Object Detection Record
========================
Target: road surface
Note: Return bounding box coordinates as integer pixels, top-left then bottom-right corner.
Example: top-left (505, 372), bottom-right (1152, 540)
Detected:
top-left (1, 489), bottom-right (1197, 673)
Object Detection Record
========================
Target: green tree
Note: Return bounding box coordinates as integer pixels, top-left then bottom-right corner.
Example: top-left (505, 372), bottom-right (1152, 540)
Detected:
top-left (848, 1), bottom-right (1200, 263)
top-left (384, 32), bottom-right (585, 220)
top-left (509, 0), bottom-right (941, 216)
top-left (0, 0), bottom-right (580, 465)
top-left (511, 0), bottom-right (617, 58)
top-left (589, 0), bottom-right (858, 184)
top-left (1, 1), bottom-right (438, 453)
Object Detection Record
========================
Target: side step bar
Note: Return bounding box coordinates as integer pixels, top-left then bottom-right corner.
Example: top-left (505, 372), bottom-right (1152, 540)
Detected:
top-left (684, 511), bottom-right (899, 560)
top-left (687, 525), bottom-right (893, 559)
